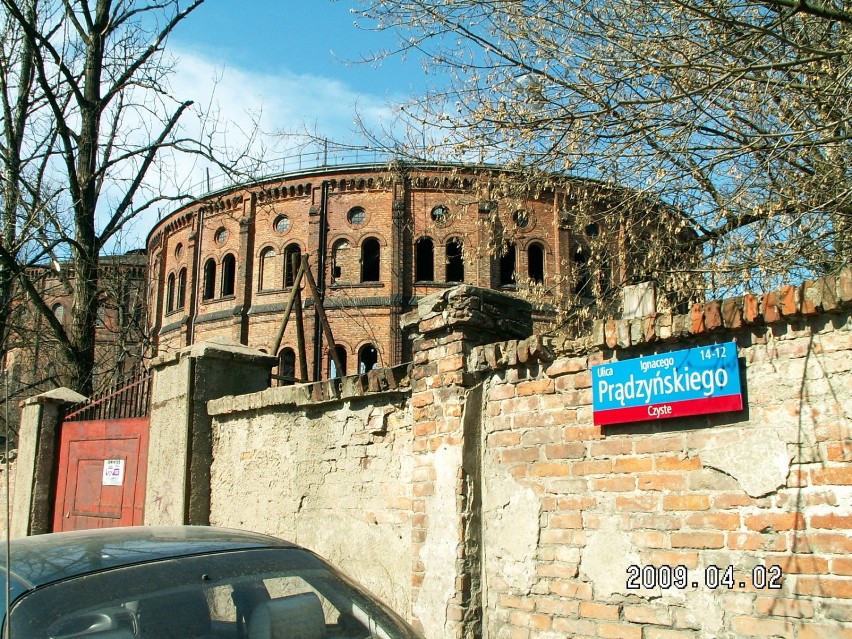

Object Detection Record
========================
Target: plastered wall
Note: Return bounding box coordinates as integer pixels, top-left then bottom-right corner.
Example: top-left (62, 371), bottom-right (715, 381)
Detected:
top-left (206, 381), bottom-right (414, 618)
top-left (471, 315), bottom-right (851, 639)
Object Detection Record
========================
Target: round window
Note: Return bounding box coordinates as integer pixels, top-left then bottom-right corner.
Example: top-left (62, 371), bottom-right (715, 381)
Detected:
top-left (174, 243), bottom-right (184, 259)
top-left (513, 210), bottom-right (530, 229)
top-left (274, 215), bottom-right (291, 234)
top-left (347, 207), bottom-right (367, 226)
top-left (430, 205), bottom-right (450, 224)
top-left (585, 223), bottom-right (600, 237)
top-left (214, 227), bottom-right (229, 244)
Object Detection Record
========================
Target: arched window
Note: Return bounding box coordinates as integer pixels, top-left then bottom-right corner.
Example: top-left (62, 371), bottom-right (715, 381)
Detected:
top-left (573, 248), bottom-right (591, 295)
top-left (361, 238), bottom-right (380, 282)
top-left (278, 347), bottom-right (296, 386)
top-left (221, 254), bottom-right (236, 297)
top-left (52, 303), bottom-right (65, 324)
top-left (202, 259), bottom-right (216, 300)
top-left (499, 243), bottom-right (516, 287)
top-left (166, 273), bottom-right (176, 312)
top-left (284, 244), bottom-right (301, 287)
top-left (329, 345), bottom-right (348, 378)
top-left (446, 238), bottom-right (464, 283)
top-left (177, 268), bottom-right (187, 309)
top-left (528, 243), bottom-right (545, 284)
top-left (331, 239), bottom-right (352, 284)
top-left (358, 344), bottom-right (379, 374)
top-left (415, 237), bottom-right (434, 282)
top-left (259, 247), bottom-right (276, 291)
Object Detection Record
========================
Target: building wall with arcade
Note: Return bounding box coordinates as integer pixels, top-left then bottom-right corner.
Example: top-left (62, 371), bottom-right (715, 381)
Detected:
top-left (146, 162), bottom-right (685, 380)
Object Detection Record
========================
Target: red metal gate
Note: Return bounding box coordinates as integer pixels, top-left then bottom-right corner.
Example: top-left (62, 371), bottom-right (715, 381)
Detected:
top-left (53, 371), bottom-right (151, 532)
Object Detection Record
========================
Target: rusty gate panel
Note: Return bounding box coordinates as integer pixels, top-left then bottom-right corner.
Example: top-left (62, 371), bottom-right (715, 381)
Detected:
top-left (53, 417), bottom-right (149, 532)
top-left (53, 370), bottom-right (151, 532)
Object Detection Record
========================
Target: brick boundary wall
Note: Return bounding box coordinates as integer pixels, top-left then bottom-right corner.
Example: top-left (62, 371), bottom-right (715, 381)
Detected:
top-left (195, 267), bottom-right (851, 639)
top-left (446, 268), bottom-right (851, 639)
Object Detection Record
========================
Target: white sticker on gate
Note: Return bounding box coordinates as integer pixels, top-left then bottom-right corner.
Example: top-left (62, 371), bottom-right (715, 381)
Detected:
top-left (102, 459), bottom-right (125, 486)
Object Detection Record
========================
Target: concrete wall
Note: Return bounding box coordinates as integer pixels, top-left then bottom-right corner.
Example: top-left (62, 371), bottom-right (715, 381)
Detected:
top-left (206, 368), bottom-right (414, 617)
top-left (0, 457), bottom-right (17, 532)
top-left (168, 268), bottom-right (851, 639)
top-left (11, 388), bottom-right (85, 537)
top-left (145, 337), bottom-right (277, 526)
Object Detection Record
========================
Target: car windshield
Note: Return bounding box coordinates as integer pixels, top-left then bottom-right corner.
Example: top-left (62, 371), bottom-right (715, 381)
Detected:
top-left (6, 547), bottom-right (420, 639)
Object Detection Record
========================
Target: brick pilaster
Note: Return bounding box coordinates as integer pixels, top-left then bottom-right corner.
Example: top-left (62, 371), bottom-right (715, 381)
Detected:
top-left (409, 285), bottom-right (532, 639)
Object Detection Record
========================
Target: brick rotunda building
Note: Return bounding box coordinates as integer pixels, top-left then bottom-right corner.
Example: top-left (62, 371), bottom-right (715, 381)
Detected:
top-left (146, 161), bottom-right (691, 382)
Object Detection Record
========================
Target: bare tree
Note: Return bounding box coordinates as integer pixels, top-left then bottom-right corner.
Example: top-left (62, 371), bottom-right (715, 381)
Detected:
top-left (352, 0), bottom-right (852, 297)
top-left (0, 0), bottom-right (214, 395)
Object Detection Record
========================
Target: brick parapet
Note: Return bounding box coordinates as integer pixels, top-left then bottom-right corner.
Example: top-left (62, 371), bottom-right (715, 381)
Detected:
top-left (406, 285), bottom-right (536, 639)
top-left (581, 266), bottom-right (852, 354)
top-left (414, 285), bottom-right (534, 344)
top-left (465, 266), bottom-right (852, 373)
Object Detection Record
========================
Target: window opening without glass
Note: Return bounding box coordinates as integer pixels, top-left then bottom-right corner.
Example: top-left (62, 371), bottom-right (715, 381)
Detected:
top-left (361, 238), bottom-right (380, 282)
top-left (528, 243), bottom-right (544, 284)
top-left (284, 245), bottom-right (301, 288)
top-left (221, 254), bottom-right (236, 297)
top-left (499, 243), bottom-right (516, 287)
top-left (202, 259), bottom-right (216, 300)
top-left (329, 346), bottom-right (347, 378)
top-left (446, 238), bottom-right (464, 283)
top-left (358, 344), bottom-right (378, 373)
top-left (415, 238), bottom-right (435, 282)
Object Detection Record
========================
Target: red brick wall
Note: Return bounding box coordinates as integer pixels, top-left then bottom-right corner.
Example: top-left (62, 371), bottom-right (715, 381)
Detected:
top-left (147, 164), bottom-right (659, 374)
top-left (456, 269), bottom-right (852, 639)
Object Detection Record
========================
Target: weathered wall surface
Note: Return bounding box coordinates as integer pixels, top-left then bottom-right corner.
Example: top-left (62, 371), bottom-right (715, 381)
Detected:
top-left (473, 313), bottom-right (851, 639)
top-left (195, 270), bottom-right (852, 639)
top-left (207, 370), bottom-right (414, 618)
top-left (145, 337), bottom-right (277, 526)
top-left (0, 457), bottom-right (17, 532)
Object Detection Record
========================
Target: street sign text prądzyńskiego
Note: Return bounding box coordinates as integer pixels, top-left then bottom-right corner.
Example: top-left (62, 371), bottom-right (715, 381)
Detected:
top-left (591, 342), bottom-right (743, 426)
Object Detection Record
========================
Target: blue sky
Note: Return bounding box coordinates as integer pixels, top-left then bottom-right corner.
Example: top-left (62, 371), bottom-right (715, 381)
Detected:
top-left (166, 0), bottom-right (432, 156)
top-left (172, 0), bottom-right (427, 101)
top-left (118, 1), bottom-right (437, 249)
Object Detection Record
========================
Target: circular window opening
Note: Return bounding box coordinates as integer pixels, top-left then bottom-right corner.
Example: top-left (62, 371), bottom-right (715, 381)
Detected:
top-left (174, 243), bottom-right (184, 259)
top-left (513, 210), bottom-right (530, 229)
top-left (585, 223), bottom-right (600, 237)
top-left (347, 207), bottom-right (367, 226)
top-left (274, 215), bottom-right (291, 234)
top-left (214, 227), bottom-right (229, 244)
top-left (431, 205), bottom-right (450, 224)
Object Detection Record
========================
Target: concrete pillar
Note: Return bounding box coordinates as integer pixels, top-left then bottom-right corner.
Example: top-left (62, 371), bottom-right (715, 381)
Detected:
top-left (145, 337), bottom-right (276, 526)
top-left (408, 285), bottom-right (532, 639)
top-left (11, 387), bottom-right (86, 538)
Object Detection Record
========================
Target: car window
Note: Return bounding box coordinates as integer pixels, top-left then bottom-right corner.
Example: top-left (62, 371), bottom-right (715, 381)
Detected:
top-left (7, 548), bottom-right (419, 639)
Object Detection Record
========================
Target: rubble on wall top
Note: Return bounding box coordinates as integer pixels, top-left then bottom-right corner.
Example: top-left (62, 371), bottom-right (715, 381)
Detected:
top-left (207, 363), bottom-right (412, 416)
top-left (414, 285), bottom-right (534, 339)
top-left (582, 265), bottom-right (851, 352)
top-left (469, 265), bottom-right (852, 372)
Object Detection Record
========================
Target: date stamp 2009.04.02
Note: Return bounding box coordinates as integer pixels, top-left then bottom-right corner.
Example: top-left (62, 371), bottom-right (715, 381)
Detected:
top-left (627, 564), bottom-right (783, 591)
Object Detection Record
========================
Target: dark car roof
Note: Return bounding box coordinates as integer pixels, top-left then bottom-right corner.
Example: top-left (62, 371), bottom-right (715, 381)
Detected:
top-left (0, 526), bottom-right (296, 589)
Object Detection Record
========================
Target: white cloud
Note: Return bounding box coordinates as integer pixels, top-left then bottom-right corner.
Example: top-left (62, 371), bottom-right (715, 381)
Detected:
top-left (109, 46), bottom-right (400, 252)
